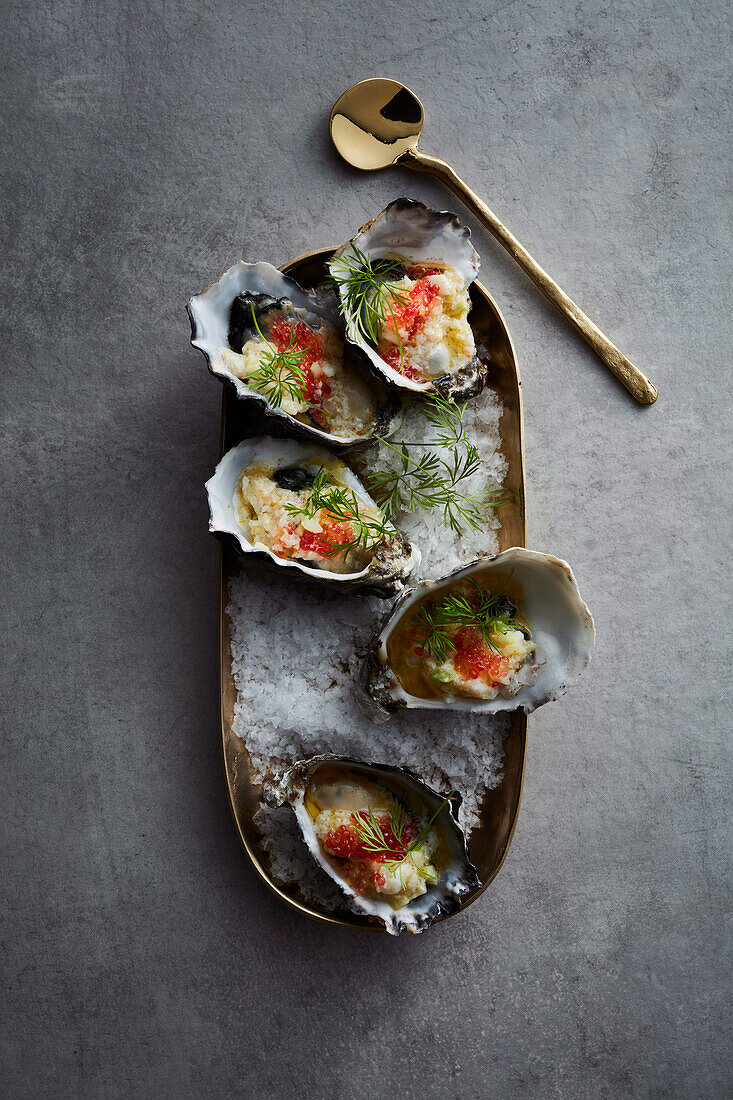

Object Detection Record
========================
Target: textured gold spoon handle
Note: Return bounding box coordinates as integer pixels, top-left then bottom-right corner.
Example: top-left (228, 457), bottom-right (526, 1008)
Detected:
top-left (401, 148), bottom-right (658, 406)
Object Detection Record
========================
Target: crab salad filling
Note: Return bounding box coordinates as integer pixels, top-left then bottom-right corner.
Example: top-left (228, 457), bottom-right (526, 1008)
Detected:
top-left (388, 577), bottom-right (539, 702)
top-left (307, 774), bottom-right (440, 909)
top-left (234, 460), bottom-right (384, 574)
top-left (375, 260), bottom-right (475, 383)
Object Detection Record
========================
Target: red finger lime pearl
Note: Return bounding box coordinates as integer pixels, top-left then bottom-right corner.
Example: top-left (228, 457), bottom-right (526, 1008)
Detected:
top-left (272, 517), bottom-right (356, 561)
top-left (269, 317), bottom-right (332, 405)
top-left (452, 627), bottom-right (510, 683)
top-left (379, 270), bottom-right (441, 381)
top-left (322, 811), bottom-right (420, 893)
top-left (298, 517), bottom-right (355, 558)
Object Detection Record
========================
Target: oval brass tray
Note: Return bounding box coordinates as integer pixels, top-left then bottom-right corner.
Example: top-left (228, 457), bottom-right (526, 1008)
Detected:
top-left (218, 248), bottom-right (527, 931)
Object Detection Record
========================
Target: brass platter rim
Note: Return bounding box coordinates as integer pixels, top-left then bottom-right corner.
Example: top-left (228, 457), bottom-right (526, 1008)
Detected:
top-left (217, 246), bottom-right (528, 932)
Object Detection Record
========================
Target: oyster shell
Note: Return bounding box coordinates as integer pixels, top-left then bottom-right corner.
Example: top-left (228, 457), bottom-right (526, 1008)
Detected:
top-left (329, 198), bottom-right (485, 400)
top-left (364, 548), bottom-right (595, 716)
top-left (206, 435), bottom-right (420, 595)
top-left (188, 261), bottom-right (401, 447)
top-left (265, 754), bottom-right (480, 935)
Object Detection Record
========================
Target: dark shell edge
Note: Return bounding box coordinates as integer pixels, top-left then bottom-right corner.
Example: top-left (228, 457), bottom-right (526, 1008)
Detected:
top-left (356, 197), bottom-right (478, 266)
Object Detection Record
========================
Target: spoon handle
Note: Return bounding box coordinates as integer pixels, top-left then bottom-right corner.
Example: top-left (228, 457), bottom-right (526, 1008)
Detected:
top-left (400, 148), bottom-right (658, 406)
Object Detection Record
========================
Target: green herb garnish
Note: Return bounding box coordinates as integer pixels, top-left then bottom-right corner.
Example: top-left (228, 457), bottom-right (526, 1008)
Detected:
top-left (369, 395), bottom-right (513, 535)
top-left (349, 793), bottom-right (456, 883)
top-left (247, 306), bottom-right (310, 409)
top-left (283, 467), bottom-right (394, 557)
top-left (347, 806), bottom-right (394, 857)
top-left (332, 246), bottom-right (410, 372)
top-left (412, 577), bottom-right (521, 664)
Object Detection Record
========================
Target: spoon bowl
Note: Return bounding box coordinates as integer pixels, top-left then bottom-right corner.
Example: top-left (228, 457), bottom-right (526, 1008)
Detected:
top-left (330, 78), bottom-right (424, 171)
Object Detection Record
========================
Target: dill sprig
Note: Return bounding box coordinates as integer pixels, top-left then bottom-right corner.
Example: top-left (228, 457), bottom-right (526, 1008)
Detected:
top-left (332, 245), bottom-right (410, 371)
top-left (412, 577), bottom-right (521, 664)
top-left (368, 395), bottom-right (513, 535)
top-left (247, 305), bottom-right (310, 409)
top-left (347, 807), bottom-right (393, 856)
top-left (348, 793), bottom-right (455, 881)
top-left (283, 467), bottom-right (393, 556)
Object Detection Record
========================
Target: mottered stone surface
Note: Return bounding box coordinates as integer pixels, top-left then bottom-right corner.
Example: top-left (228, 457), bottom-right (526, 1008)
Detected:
top-left (1, 0), bottom-right (730, 1096)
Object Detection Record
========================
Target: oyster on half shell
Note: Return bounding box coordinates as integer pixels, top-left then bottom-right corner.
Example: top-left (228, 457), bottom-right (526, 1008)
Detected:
top-left (364, 548), bottom-right (595, 716)
top-left (206, 436), bottom-right (420, 596)
top-left (188, 261), bottom-right (401, 447)
top-left (329, 198), bottom-right (486, 401)
top-left (265, 754), bottom-right (480, 935)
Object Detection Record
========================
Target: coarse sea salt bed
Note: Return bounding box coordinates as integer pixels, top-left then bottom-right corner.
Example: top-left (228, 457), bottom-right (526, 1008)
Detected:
top-left (226, 384), bottom-right (510, 908)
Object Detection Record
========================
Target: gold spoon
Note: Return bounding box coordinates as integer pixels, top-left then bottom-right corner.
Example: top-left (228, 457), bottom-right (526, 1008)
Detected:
top-left (330, 78), bottom-right (658, 406)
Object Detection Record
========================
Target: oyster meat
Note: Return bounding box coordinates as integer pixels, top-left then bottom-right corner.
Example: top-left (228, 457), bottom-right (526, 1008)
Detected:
top-left (365, 548), bottom-right (595, 715)
top-left (329, 198), bottom-right (485, 400)
top-left (188, 261), bottom-right (401, 446)
top-left (265, 755), bottom-right (480, 935)
top-left (207, 436), bottom-right (420, 595)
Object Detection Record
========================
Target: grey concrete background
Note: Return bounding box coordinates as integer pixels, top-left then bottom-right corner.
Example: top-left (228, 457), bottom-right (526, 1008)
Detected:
top-left (2, 0), bottom-right (731, 1096)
